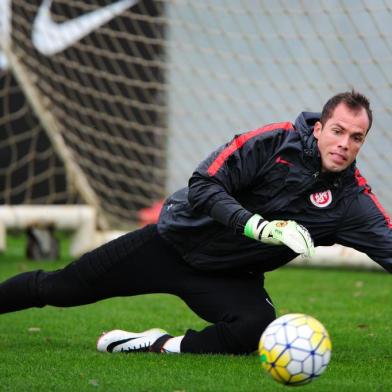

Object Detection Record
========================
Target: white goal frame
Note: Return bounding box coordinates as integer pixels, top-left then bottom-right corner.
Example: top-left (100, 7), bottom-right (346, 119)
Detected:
top-left (0, 205), bottom-right (126, 257)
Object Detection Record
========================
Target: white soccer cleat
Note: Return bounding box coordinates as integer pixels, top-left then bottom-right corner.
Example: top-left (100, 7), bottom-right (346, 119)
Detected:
top-left (96, 328), bottom-right (171, 353)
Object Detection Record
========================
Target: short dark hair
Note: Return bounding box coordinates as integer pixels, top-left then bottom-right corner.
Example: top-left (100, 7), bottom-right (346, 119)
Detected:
top-left (320, 90), bottom-right (373, 132)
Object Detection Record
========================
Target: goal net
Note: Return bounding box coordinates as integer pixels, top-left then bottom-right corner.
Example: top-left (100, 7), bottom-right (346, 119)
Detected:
top-left (1, 1), bottom-right (391, 268)
top-left (0, 69), bottom-right (78, 205)
top-left (1, 0), bottom-right (167, 229)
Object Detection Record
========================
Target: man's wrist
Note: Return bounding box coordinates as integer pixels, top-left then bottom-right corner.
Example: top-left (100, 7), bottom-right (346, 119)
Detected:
top-left (244, 214), bottom-right (268, 239)
top-left (231, 210), bottom-right (254, 234)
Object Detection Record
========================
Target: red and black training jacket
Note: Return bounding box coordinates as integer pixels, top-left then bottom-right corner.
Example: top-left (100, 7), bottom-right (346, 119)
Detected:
top-left (157, 112), bottom-right (392, 273)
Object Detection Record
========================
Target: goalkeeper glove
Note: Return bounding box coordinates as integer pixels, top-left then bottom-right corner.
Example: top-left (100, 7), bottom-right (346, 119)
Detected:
top-left (244, 214), bottom-right (315, 258)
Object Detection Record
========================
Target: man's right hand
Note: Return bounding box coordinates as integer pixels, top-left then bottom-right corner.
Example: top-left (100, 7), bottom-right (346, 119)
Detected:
top-left (244, 214), bottom-right (315, 258)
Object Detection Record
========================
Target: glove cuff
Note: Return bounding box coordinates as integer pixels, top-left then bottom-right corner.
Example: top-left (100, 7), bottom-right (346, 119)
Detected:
top-left (244, 214), bottom-right (268, 240)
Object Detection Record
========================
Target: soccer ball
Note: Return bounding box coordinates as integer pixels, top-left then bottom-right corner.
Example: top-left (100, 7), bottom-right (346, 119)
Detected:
top-left (258, 313), bottom-right (332, 386)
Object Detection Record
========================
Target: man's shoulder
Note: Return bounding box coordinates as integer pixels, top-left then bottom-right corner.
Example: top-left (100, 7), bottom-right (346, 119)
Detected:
top-left (237, 121), bottom-right (296, 141)
top-left (236, 121), bottom-right (299, 153)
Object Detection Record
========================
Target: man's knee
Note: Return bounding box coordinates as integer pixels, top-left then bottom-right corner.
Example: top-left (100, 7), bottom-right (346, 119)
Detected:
top-left (0, 269), bottom-right (46, 312)
top-left (38, 267), bottom-right (93, 307)
top-left (20, 269), bottom-right (71, 307)
top-left (233, 311), bottom-right (276, 353)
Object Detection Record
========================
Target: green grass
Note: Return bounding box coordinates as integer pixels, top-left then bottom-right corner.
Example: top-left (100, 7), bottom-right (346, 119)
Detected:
top-left (0, 232), bottom-right (391, 391)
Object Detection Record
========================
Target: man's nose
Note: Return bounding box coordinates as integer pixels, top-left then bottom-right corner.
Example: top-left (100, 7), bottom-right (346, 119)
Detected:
top-left (338, 135), bottom-right (350, 149)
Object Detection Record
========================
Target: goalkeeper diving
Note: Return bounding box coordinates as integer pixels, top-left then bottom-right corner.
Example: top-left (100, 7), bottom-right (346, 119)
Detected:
top-left (0, 90), bottom-right (391, 355)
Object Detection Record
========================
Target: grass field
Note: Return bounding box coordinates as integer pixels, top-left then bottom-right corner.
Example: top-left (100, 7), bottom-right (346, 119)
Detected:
top-left (0, 233), bottom-right (390, 391)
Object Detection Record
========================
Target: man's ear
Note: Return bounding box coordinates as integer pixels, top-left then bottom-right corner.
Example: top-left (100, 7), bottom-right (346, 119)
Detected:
top-left (313, 121), bottom-right (322, 139)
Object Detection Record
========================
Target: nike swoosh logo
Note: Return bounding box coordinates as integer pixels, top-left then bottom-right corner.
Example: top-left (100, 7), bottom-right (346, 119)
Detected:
top-left (265, 298), bottom-right (274, 308)
top-left (32, 0), bottom-right (138, 56)
top-left (275, 156), bottom-right (293, 167)
top-left (107, 337), bottom-right (139, 353)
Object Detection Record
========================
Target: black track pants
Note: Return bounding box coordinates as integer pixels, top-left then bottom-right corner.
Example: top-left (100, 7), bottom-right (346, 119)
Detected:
top-left (0, 225), bottom-right (276, 354)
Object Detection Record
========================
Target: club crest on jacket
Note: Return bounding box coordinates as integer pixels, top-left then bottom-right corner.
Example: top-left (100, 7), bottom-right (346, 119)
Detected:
top-left (310, 190), bottom-right (332, 208)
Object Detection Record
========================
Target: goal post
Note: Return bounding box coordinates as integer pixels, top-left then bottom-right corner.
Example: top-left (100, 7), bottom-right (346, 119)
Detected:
top-left (0, 205), bottom-right (96, 257)
top-left (1, 0), bottom-right (391, 268)
top-left (3, 46), bottom-right (109, 230)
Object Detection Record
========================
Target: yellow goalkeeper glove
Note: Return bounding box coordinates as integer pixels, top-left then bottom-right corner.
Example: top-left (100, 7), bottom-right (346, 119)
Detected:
top-left (244, 214), bottom-right (315, 258)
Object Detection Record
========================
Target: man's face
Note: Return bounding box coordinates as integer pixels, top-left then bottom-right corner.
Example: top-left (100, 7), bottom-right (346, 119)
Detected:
top-left (313, 102), bottom-right (369, 173)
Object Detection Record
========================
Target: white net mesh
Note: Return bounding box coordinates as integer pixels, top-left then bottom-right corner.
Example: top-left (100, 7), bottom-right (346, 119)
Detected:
top-left (166, 1), bottom-right (392, 206)
top-left (1, 0), bottom-right (392, 230)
